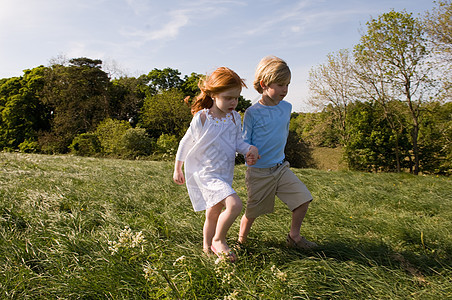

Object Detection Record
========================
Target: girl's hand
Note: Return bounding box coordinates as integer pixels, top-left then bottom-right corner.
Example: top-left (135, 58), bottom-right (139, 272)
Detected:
top-left (173, 169), bottom-right (185, 185)
top-left (173, 160), bottom-right (185, 185)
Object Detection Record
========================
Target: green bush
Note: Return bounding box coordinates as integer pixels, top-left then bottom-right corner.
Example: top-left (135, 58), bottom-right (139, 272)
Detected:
top-left (18, 139), bottom-right (39, 153)
top-left (285, 130), bottom-right (316, 168)
top-left (120, 127), bottom-right (153, 157)
top-left (96, 118), bottom-right (131, 155)
top-left (69, 133), bottom-right (101, 156)
top-left (156, 134), bottom-right (178, 160)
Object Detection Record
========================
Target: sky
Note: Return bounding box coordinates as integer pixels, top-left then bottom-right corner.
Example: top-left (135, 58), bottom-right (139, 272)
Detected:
top-left (0, 0), bottom-right (436, 112)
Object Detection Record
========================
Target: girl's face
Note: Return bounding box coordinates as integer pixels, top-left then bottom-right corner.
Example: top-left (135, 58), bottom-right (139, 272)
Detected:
top-left (211, 87), bottom-right (241, 117)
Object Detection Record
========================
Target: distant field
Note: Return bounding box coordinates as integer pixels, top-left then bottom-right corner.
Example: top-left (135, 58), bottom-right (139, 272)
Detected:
top-left (312, 147), bottom-right (347, 171)
top-left (1, 152), bottom-right (451, 299)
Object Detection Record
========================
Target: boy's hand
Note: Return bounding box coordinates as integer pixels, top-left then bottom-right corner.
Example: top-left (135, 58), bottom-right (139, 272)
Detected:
top-left (246, 146), bottom-right (260, 166)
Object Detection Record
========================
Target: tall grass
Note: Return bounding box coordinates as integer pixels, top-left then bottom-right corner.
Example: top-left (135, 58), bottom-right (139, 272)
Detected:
top-left (1, 152), bottom-right (451, 299)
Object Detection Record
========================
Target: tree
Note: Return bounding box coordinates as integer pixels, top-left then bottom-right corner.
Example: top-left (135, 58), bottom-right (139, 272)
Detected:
top-left (290, 109), bottom-right (340, 148)
top-left (236, 96), bottom-right (252, 113)
top-left (423, 0), bottom-right (452, 102)
top-left (145, 68), bottom-right (184, 95)
top-left (354, 10), bottom-right (435, 175)
top-left (40, 58), bottom-right (111, 152)
top-left (344, 101), bottom-right (411, 172)
top-left (424, 0), bottom-right (452, 63)
top-left (0, 67), bottom-right (49, 150)
top-left (109, 76), bottom-right (148, 126)
top-left (418, 101), bottom-right (452, 175)
top-left (354, 39), bottom-right (407, 172)
top-left (308, 49), bottom-right (356, 145)
top-left (181, 72), bottom-right (202, 98)
top-left (139, 89), bottom-right (192, 139)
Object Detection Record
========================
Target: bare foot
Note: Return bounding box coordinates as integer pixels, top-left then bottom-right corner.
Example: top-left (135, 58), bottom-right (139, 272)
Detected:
top-left (211, 239), bottom-right (230, 254)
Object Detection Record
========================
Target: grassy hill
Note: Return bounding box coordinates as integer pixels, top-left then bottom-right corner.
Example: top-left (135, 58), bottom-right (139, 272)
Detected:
top-left (1, 152), bottom-right (451, 299)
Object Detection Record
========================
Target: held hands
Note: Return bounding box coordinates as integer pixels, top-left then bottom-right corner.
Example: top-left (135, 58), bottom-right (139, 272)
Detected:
top-left (246, 146), bottom-right (260, 166)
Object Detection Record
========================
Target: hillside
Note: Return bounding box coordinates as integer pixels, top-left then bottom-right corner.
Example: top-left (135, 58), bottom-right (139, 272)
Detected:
top-left (1, 152), bottom-right (451, 299)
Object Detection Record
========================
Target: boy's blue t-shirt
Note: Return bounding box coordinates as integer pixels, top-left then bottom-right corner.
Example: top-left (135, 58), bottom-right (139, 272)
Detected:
top-left (242, 100), bottom-right (291, 168)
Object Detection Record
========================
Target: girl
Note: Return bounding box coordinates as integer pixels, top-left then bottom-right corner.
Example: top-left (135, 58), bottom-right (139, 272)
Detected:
top-left (173, 67), bottom-right (259, 262)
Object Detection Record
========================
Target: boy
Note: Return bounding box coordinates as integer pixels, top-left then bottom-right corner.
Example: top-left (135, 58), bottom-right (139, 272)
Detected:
top-left (238, 56), bottom-right (317, 250)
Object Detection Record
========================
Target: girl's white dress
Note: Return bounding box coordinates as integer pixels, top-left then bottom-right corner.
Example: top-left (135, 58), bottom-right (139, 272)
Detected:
top-left (176, 108), bottom-right (251, 211)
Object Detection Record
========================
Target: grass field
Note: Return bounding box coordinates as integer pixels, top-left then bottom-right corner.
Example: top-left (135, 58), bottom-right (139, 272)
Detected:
top-left (1, 152), bottom-right (451, 299)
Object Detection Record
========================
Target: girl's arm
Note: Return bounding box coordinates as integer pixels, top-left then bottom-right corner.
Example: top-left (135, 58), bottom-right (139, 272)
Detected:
top-left (173, 131), bottom-right (193, 185)
top-left (173, 160), bottom-right (185, 185)
top-left (173, 111), bottom-right (204, 185)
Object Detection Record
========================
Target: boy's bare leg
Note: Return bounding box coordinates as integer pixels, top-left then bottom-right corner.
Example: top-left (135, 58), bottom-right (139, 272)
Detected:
top-left (211, 194), bottom-right (242, 253)
top-left (238, 214), bottom-right (256, 244)
top-left (289, 201), bottom-right (309, 242)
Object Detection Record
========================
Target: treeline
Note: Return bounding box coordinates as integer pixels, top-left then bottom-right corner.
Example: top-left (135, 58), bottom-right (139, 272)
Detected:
top-left (299, 5), bottom-right (451, 175)
top-left (0, 3), bottom-right (450, 175)
top-left (0, 58), bottom-right (252, 161)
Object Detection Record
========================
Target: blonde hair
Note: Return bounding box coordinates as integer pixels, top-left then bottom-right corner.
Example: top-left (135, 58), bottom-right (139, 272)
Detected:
top-left (189, 67), bottom-right (246, 115)
top-left (253, 56), bottom-right (291, 94)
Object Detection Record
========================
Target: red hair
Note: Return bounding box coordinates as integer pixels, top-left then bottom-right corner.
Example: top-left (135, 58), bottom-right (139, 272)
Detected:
top-left (188, 67), bottom-right (246, 115)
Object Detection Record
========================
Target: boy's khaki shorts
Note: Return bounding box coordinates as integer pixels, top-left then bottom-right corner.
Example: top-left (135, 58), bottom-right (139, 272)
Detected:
top-left (245, 161), bottom-right (312, 219)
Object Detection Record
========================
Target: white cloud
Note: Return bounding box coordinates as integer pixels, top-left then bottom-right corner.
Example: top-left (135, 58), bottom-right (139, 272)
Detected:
top-left (125, 0), bottom-right (153, 16)
top-left (126, 9), bottom-right (190, 41)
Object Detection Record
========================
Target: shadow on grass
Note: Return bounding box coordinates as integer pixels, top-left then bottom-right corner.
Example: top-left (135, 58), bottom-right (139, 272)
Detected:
top-left (236, 237), bottom-right (450, 281)
top-left (316, 239), bottom-right (450, 277)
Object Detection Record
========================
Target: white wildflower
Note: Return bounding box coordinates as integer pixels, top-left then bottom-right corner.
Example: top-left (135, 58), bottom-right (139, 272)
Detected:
top-left (173, 255), bottom-right (186, 266)
top-left (270, 264), bottom-right (287, 281)
top-left (143, 262), bottom-right (155, 281)
top-left (109, 226), bottom-right (146, 255)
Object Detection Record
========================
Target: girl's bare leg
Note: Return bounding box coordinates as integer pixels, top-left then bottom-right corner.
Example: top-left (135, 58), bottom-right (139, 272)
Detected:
top-left (204, 203), bottom-right (223, 253)
top-left (211, 194), bottom-right (242, 253)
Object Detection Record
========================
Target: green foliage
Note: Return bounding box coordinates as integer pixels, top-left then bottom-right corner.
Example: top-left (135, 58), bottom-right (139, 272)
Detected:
top-left (290, 110), bottom-right (340, 148)
top-left (155, 133), bottom-right (178, 160)
top-left (284, 130), bottom-right (316, 168)
top-left (69, 133), bottom-right (101, 156)
top-left (1, 153), bottom-right (451, 298)
top-left (181, 72), bottom-right (202, 97)
top-left (423, 0), bottom-right (452, 59)
top-left (145, 68), bottom-right (184, 95)
top-left (344, 102), bottom-right (411, 172)
top-left (354, 10), bottom-right (432, 175)
top-left (120, 127), bottom-right (153, 157)
top-left (18, 139), bottom-right (39, 153)
top-left (0, 67), bottom-right (49, 150)
top-left (236, 96), bottom-right (252, 113)
top-left (139, 89), bottom-right (192, 139)
top-left (95, 118), bottom-right (131, 155)
top-left (109, 76), bottom-right (147, 126)
top-left (40, 58), bottom-right (111, 152)
top-left (418, 102), bottom-right (452, 175)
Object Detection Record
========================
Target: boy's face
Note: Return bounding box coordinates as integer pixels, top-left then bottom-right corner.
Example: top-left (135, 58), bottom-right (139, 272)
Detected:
top-left (263, 82), bottom-right (289, 103)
